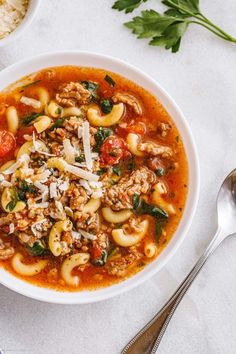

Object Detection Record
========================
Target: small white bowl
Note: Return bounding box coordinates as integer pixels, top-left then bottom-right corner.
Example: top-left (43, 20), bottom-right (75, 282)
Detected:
top-left (0, 0), bottom-right (40, 48)
top-left (0, 51), bottom-right (200, 304)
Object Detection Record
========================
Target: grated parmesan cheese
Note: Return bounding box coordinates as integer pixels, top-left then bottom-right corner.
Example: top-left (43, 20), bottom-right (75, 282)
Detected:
top-left (71, 231), bottom-right (81, 240)
top-left (20, 96), bottom-right (41, 109)
top-left (65, 162), bottom-right (99, 182)
top-left (78, 229), bottom-right (97, 241)
top-left (82, 121), bottom-right (93, 170)
top-left (9, 223), bottom-right (15, 234)
top-left (31, 219), bottom-right (47, 236)
top-left (2, 154), bottom-right (29, 175)
top-left (0, 0), bottom-right (29, 40)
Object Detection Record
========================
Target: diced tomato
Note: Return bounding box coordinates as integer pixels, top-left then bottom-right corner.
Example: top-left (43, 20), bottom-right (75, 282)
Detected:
top-left (115, 122), bottom-right (146, 137)
top-left (100, 136), bottom-right (130, 166)
top-left (0, 130), bottom-right (16, 158)
top-left (16, 126), bottom-right (36, 145)
top-left (91, 244), bottom-right (102, 260)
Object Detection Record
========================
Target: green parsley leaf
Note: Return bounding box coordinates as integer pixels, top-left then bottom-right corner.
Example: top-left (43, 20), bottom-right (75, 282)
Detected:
top-left (114, 0), bottom-right (236, 52)
top-left (155, 167), bottom-right (166, 176)
top-left (112, 0), bottom-right (148, 13)
top-left (18, 180), bottom-right (37, 201)
top-left (100, 99), bottom-right (113, 114)
top-left (104, 75), bottom-right (116, 87)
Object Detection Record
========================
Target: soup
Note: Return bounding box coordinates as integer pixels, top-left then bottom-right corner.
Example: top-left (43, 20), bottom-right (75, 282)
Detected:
top-left (0, 66), bottom-right (188, 291)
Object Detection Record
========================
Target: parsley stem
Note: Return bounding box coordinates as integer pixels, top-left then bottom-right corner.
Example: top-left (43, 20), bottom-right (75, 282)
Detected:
top-left (190, 21), bottom-right (233, 41)
top-left (197, 13), bottom-right (236, 42)
top-left (166, 0), bottom-right (236, 43)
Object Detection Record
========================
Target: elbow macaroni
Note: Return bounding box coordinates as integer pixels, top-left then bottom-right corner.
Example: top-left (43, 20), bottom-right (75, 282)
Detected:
top-left (11, 253), bottom-right (47, 276)
top-left (6, 106), bottom-right (19, 134)
top-left (34, 87), bottom-right (50, 106)
top-left (0, 160), bottom-right (15, 172)
top-left (112, 219), bottom-right (149, 247)
top-left (152, 182), bottom-right (176, 215)
top-left (62, 106), bottom-right (81, 117)
top-left (87, 103), bottom-right (124, 126)
top-left (33, 115), bottom-right (52, 133)
top-left (127, 133), bottom-right (144, 157)
top-left (83, 198), bottom-right (101, 213)
top-left (47, 157), bottom-right (66, 172)
top-left (102, 207), bottom-right (132, 224)
top-left (49, 220), bottom-right (72, 257)
top-left (16, 140), bottom-right (48, 160)
top-left (61, 253), bottom-right (90, 287)
top-left (144, 242), bottom-right (158, 258)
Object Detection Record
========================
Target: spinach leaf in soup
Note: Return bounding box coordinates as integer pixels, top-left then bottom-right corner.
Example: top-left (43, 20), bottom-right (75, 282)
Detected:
top-left (104, 74), bottom-right (116, 87)
top-left (94, 127), bottom-right (113, 151)
top-left (27, 241), bottom-right (46, 256)
top-left (23, 112), bottom-right (41, 125)
top-left (100, 99), bottom-right (113, 114)
top-left (81, 81), bottom-right (99, 102)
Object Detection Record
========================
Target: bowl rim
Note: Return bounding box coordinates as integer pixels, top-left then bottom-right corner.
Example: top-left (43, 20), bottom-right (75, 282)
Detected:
top-left (0, 51), bottom-right (200, 304)
top-left (0, 0), bottom-right (40, 48)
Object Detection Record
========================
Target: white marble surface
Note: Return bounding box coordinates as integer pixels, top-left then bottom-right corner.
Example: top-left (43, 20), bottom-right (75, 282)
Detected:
top-left (1, 1), bottom-right (236, 353)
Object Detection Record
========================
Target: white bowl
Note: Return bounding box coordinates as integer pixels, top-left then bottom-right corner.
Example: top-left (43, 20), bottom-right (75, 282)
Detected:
top-left (0, 51), bottom-right (200, 304)
top-left (0, 0), bottom-right (40, 48)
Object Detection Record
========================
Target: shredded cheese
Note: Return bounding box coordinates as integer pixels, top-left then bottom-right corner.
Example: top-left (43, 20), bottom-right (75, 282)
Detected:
top-left (71, 231), bottom-right (81, 240)
top-left (20, 96), bottom-right (41, 109)
top-left (31, 219), bottom-right (47, 236)
top-left (78, 229), bottom-right (97, 241)
top-left (65, 162), bottom-right (99, 182)
top-left (2, 154), bottom-right (29, 175)
top-left (82, 121), bottom-right (93, 170)
top-left (49, 182), bottom-right (58, 199)
top-left (9, 223), bottom-right (15, 234)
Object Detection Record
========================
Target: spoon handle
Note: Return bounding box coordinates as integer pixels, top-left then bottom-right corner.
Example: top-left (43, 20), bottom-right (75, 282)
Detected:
top-left (122, 228), bottom-right (224, 354)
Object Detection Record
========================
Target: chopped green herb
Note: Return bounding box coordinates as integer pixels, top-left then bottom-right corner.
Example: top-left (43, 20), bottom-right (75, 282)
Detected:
top-left (94, 127), bottom-right (113, 151)
top-left (6, 199), bottom-right (18, 212)
top-left (104, 74), bottom-right (116, 87)
top-left (50, 118), bottom-right (64, 131)
top-left (112, 165), bottom-right (121, 176)
top-left (81, 81), bottom-right (99, 102)
top-left (100, 99), bottom-right (113, 114)
top-left (75, 154), bottom-right (85, 163)
top-left (97, 167), bottom-right (107, 176)
top-left (23, 112), bottom-right (41, 125)
top-left (27, 241), bottom-right (46, 256)
top-left (132, 193), bottom-right (141, 210)
top-left (18, 180), bottom-right (37, 201)
top-left (21, 80), bottom-right (41, 90)
top-left (155, 167), bottom-right (166, 176)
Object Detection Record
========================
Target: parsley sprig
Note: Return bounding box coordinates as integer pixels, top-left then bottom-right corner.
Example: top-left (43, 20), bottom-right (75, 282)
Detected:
top-left (112, 0), bottom-right (236, 52)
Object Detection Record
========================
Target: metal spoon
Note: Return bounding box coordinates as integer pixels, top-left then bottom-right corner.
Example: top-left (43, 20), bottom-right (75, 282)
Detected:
top-left (122, 169), bottom-right (236, 354)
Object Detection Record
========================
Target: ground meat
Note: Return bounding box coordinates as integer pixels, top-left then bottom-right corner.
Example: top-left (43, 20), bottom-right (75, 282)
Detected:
top-left (112, 92), bottom-right (142, 115)
top-left (157, 122), bottom-right (172, 137)
top-left (75, 212), bottom-right (99, 232)
top-left (64, 116), bottom-right (84, 132)
top-left (103, 167), bottom-right (156, 210)
top-left (138, 141), bottom-right (173, 159)
top-left (51, 142), bottom-right (63, 156)
top-left (0, 214), bottom-right (13, 227)
top-left (106, 247), bottom-right (142, 277)
top-left (56, 81), bottom-right (91, 107)
top-left (0, 238), bottom-right (14, 260)
top-left (66, 184), bottom-right (88, 211)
